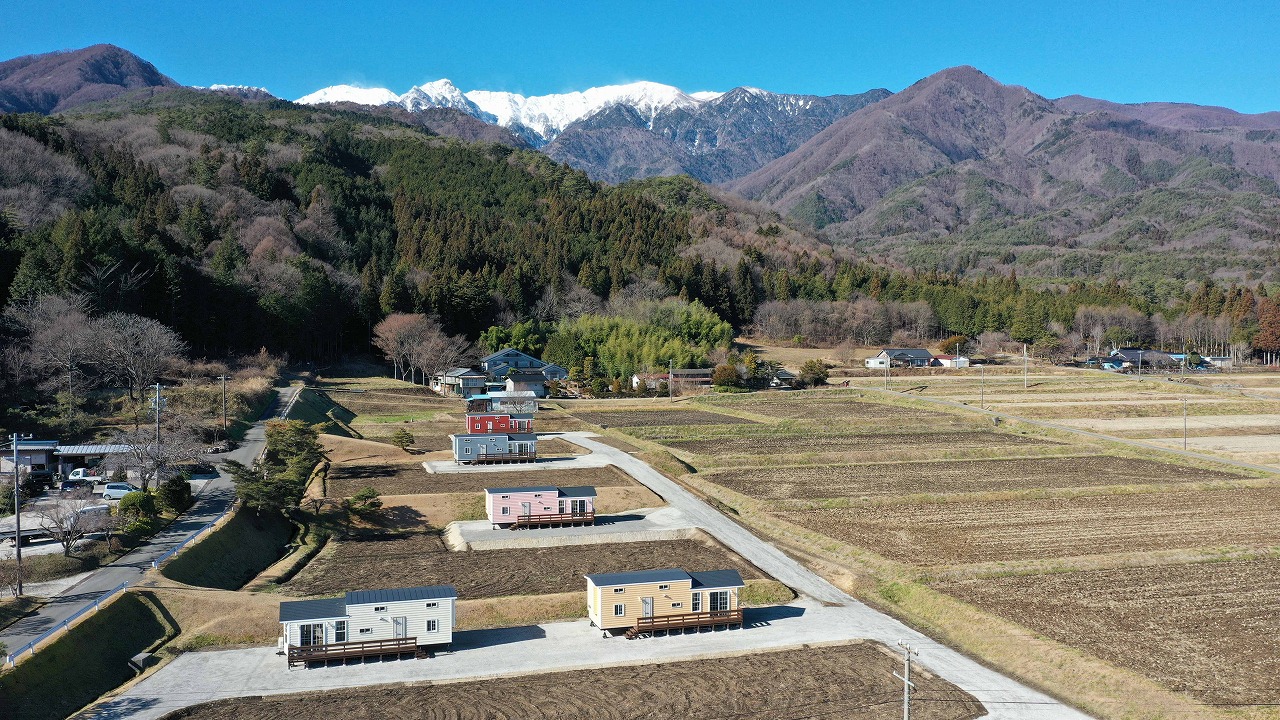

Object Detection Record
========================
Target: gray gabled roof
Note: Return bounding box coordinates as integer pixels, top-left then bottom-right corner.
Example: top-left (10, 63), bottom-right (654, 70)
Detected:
top-left (585, 568), bottom-right (691, 587)
top-left (16, 440), bottom-right (59, 450)
top-left (481, 347), bottom-right (542, 365)
top-left (558, 486), bottom-right (596, 498)
top-left (881, 348), bottom-right (933, 359)
top-left (689, 569), bottom-right (745, 589)
top-left (507, 433), bottom-right (538, 442)
top-left (506, 372), bottom-right (546, 383)
top-left (56, 444), bottom-right (132, 455)
top-left (443, 367), bottom-right (486, 379)
top-left (279, 596), bottom-right (347, 623)
top-left (347, 585), bottom-right (457, 606)
top-left (483, 485), bottom-right (596, 497)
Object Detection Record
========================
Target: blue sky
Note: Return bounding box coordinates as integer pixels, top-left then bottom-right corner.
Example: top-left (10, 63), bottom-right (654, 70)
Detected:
top-left (5, 1), bottom-right (1280, 111)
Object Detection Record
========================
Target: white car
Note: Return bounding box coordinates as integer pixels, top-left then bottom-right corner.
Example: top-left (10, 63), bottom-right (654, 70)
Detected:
top-left (101, 482), bottom-right (140, 500)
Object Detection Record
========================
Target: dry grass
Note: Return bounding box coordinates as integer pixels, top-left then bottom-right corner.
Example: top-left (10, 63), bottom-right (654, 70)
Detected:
top-left (572, 409), bottom-right (759, 427)
top-left (144, 586), bottom-right (281, 649)
top-left (454, 592), bottom-right (586, 630)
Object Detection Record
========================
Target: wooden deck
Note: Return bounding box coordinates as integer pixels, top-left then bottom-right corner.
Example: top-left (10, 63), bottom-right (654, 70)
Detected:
top-left (473, 451), bottom-right (537, 465)
top-left (625, 608), bottom-right (744, 639)
top-left (287, 637), bottom-right (419, 667)
top-left (509, 511), bottom-right (595, 530)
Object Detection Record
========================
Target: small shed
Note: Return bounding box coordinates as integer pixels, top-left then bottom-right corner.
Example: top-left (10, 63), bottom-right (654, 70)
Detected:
top-left (279, 585), bottom-right (457, 667)
top-left (631, 372), bottom-right (669, 391)
top-left (484, 485), bottom-right (596, 528)
top-left (585, 568), bottom-right (744, 638)
top-left (0, 439), bottom-right (58, 476)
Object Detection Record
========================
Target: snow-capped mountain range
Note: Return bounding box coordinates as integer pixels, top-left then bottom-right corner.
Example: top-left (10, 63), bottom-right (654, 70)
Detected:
top-left (296, 80), bottom-right (729, 146)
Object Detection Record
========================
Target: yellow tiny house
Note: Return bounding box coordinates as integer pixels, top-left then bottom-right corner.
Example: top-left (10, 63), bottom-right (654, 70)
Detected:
top-left (585, 568), bottom-right (744, 638)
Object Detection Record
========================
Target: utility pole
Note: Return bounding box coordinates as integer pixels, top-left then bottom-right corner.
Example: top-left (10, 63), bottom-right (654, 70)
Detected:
top-left (1183, 398), bottom-right (1188, 450)
top-left (9, 433), bottom-right (31, 596)
top-left (152, 382), bottom-right (165, 489)
top-left (980, 364), bottom-right (985, 409)
top-left (895, 640), bottom-right (918, 720)
top-left (668, 359), bottom-right (674, 403)
top-left (1137, 350), bottom-right (1144, 382)
top-left (1022, 343), bottom-right (1028, 390)
top-left (1181, 343), bottom-right (1187, 380)
top-left (217, 375), bottom-right (230, 442)
top-left (885, 358), bottom-right (890, 390)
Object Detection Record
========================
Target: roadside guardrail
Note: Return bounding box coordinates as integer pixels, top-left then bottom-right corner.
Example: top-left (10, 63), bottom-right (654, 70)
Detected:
top-left (4, 581), bottom-right (129, 667)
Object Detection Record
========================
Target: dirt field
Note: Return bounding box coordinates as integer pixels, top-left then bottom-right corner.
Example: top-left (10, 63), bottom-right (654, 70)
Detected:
top-left (704, 394), bottom-right (938, 420)
top-left (664, 430), bottom-right (1062, 456)
top-left (329, 465), bottom-right (636, 497)
top-left (573, 409), bottom-right (758, 427)
top-left (163, 643), bottom-right (983, 720)
top-left (937, 558), bottom-right (1280, 705)
top-left (373, 485), bottom-right (665, 529)
top-left (705, 455), bottom-right (1247, 500)
top-left (780, 486), bottom-right (1280, 566)
top-left (284, 536), bottom-right (762, 599)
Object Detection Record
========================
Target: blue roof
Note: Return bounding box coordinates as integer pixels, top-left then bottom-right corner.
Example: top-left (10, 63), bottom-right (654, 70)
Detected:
top-left (585, 568), bottom-right (691, 586)
top-left (279, 585), bottom-right (457, 623)
top-left (689, 569), bottom-right (745, 589)
top-left (483, 485), bottom-right (596, 497)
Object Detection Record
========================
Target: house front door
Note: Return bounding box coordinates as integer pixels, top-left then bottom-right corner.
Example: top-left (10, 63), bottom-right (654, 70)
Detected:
top-left (393, 616), bottom-right (408, 639)
top-left (641, 597), bottom-right (653, 618)
top-left (521, 502), bottom-right (531, 516)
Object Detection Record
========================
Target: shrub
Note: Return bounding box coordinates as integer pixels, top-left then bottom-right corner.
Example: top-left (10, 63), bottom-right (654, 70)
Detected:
top-left (156, 476), bottom-right (193, 513)
top-left (712, 363), bottom-right (742, 388)
top-left (389, 428), bottom-right (414, 451)
top-left (350, 486), bottom-right (382, 513)
top-left (117, 491), bottom-right (157, 520)
top-left (797, 359), bottom-right (830, 388)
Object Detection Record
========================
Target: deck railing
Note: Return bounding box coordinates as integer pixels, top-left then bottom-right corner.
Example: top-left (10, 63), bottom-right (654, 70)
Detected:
top-left (474, 451), bottom-right (537, 464)
top-left (511, 511), bottom-right (595, 528)
top-left (628, 608), bottom-right (743, 637)
top-left (287, 636), bottom-right (418, 666)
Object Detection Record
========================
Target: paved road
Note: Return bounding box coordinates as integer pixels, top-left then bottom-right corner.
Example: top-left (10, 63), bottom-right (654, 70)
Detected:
top-left (0, 387), bottom-right (298, 657)
top-left (98, 427), bottom-right (1091, 720)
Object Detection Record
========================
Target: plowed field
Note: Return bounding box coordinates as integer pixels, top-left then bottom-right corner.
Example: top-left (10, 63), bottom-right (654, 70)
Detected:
top-left (937, 558), bottom-right (1280, 705)
top-left (781, 487), bottom-right (1280, 565)
top-left (707, 455), bottom-right (1246, 499)
top-left (285, 536), bottom-right (761, 599)
top-left (665, 430), bottom-right (1061, 456)
top-left (573, 409), bottom-right (757, 427)
top-left (163, 643), bottom-right (984, 720)
top-left (327, 465), bottom-right (634, 497)
top-left (707, 396), bottom-right (938, 420)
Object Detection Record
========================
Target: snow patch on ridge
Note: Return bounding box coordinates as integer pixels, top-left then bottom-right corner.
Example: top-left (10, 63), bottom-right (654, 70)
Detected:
top-left (296, 84), bottom-right (398, 106)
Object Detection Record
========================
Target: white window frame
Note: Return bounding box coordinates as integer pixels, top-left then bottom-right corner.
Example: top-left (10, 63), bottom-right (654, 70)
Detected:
top-left (501, 506), bottom-right (510, 515)
top-left (709, 591), bottom-right (730, 612)
top-left (374, 605), bottom-right (387, 613)
top-left (359, 628), bottom-right (373, 635)
top-left (671, 602), bottom-right (682, 608)
top-left (613, 604), bottom-right (625, 617)
top-left (426, 619), bottom-right (438, 632)
top-left (334, 620), bottom-right (347, 643)
top-left (658, 584), bottom-right (670, 590)
top-left (424, 602), bottom-right (437, 608)
top-left (691, 592), bottom-right (701, 612)
top-left (613, 587), bottom-right (625, 593)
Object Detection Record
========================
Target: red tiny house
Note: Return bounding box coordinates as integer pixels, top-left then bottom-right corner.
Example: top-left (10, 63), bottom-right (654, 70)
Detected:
top-left (466, 413), bottom-right (533, 434)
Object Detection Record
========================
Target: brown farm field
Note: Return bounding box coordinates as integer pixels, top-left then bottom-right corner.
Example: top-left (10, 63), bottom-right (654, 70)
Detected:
top-left (284, 536), bottom-right (762, 599)
top-left (163, 643), bottom-right (983, 720)
top-left (780, 486), bottom-right (1280, 566)
top-left (936, 557), bottom-right (1280, 706)
top-left (700, 393), bottom-right (940, 420)
top-left (705, 455), bottom-right (1248, 500)
top-left (327, 464), bottom-right (635, 497)
top-left (662, 430), bottom-right (1062, 456)
top-left (572, 408), bottom-right (758, 427)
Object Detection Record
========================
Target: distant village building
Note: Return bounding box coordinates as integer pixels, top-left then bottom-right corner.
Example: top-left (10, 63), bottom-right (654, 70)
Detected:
top-left (668, 368), bottom-right (714, 387)
top-left (541, 363), bottom-right (569, 382)
top-left (505, 371), bottom-right (548, 398)
top-left (932, 355), bottom-right (970, 368)
top-left (484, 486), bottom-right (596, 529)
top-left (279, 585), bottom-right (457, 667)
top-left (865, 348), bottom-right (934, 368)
top-left (431, 367), bottom-right (488, 398)
top-left (631, 372), bottom-right (669, 391)
top-left (586, 568), bottom-right (745, 638)
top-left (1110, 347), bottom-right (1177, 369)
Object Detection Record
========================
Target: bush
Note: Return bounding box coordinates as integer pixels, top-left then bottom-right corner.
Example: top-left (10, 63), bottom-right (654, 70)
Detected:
top-left (350, 486), bottom-right (382, 513)
top-left (798, 359), bottom-right (830, 388)
top-left (117, 491), bottom-right (157, 520)
top-left (712, 363), bottom-right (742, 388)
top-left (156, 476), bottom-right (194, 513)
top-left (389, 428), bottom-right (414, 451)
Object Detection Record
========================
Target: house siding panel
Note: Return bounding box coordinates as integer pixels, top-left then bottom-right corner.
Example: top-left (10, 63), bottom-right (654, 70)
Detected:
top-left (586, 579), bottom-right (739, 630)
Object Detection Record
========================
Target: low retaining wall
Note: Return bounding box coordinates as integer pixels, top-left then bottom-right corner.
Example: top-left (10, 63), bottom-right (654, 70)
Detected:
top-left (444, 522), bottom-right (698, 552)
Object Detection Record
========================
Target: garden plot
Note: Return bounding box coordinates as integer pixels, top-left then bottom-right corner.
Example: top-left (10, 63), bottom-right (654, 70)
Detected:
top-left (283, 536), bottom-right (762, 599)
top-left (572, 409), bottom-right (758, 427)
top-left (163, 643), bottom-right (983, 720)
top-left (330, 465), bottom-right (636, 498)
top-left (705, 455), bottom-right (1246, 500)
top-left (780, 486), bottom-right (1280, 566)
top-left (663, 430), bottom-right (1062, 457)
top-left (936, 558), bottom-right (1280, 706)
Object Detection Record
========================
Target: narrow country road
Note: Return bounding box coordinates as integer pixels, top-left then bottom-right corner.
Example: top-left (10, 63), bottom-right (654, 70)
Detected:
top-left (0, 386), bottom-right (298, 659)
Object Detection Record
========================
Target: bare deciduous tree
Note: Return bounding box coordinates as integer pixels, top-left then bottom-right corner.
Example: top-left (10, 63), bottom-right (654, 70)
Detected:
top-left (94, 311), bottom-right (187, 400)
top-left (373, 314), bottom-right (473, 384)
top-left (40, 490), bottom-right (113, 556)
top-left (106, 416), bottom-right (205, 490)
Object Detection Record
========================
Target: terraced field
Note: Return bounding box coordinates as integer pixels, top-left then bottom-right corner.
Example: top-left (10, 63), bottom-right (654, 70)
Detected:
top-left (573, 409), bottom-right (757, 427)
top-left (664, 430), bottom-right (1062, 456)
top-left (706, 455), bottom-right (1247, 500)
top-left (702, 394), bottom-right (939, 420)
top-left (937, 557), bottom-right (1280, 706)
top-left (284, 536), bottom-right (762, 599)
top-left (781, 486), bottom-right (1280, 565)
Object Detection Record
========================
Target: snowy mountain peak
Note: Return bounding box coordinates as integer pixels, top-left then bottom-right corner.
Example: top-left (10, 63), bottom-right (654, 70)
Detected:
top-left (295, 84), bottom-right (398, 106)
top-left (397, 79), bottom-right (491, 119)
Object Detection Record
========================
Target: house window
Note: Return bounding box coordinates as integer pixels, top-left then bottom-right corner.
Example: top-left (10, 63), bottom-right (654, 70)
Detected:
top-left (691, 592), bottom-right (701, 612)
top-left (671, 602), bottom-right (682, 608)
top-left (500, 495), bottom-right (510, 499)
top-left (486, 422), bottom-right (493, 430)
top-left (464, 447), bottom-right (472, 454)
top-left (709, 591), bottom-right (730, 612)
top-left (299, 623), bottom-right (324, 646)
top-left (533, 493), bottom-right (542, 498)
top-left (334, 621), bottom-right (347, 643)
top-left (613, 604), bottom-right (625, 617)
top-left (424, 602), bottom-right (437, 608)
top-left (374, 606), bottom-right (387, 613)
top-left (359, 628), bottom-right (373, 635)
top-left (501, 507), bottom-right (510, 515)
top-left (613, 588), bottom-right (625, 593)
top-left (426, 619), bottom-right (438, 632)
top-left (658, 584), bottom-right (670, 590)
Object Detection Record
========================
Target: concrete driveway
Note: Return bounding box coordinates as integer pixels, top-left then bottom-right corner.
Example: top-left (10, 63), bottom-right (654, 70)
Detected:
top-left (446, 506), bottom-right (697, 550)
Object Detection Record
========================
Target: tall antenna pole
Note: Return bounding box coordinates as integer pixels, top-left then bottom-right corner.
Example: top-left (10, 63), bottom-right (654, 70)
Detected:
top-left (1138, 350), bottom-right (1144, 382)
top-left (153, 382), bottom-right (164, 489)
top-left (885, 356), bottom-right (890, 390)
top-left (895, 640), bottom-right (918, 720)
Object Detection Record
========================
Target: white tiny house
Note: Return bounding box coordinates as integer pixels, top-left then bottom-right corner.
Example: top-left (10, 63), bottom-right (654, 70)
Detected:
top-left (279, 585), bottom-right (457, 667)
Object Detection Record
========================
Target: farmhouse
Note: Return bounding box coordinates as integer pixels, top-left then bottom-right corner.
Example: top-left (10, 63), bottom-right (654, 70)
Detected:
top-left (541, 363), bottom-right (569, 381)
top-left (505, 371), bottom-right (548, 398)
top-left (484, 485), bottom-right (596, 528)
top-left (669, 368), bottom-right (714, 387)
top-left (631, 372), bottom-right (669, 391)
top-left (1111, 347), bottom-right (1177, 369)
top-left (865, 348), bottom-right (933, 368)
top-left (450, 432), bottom-right (538, 464)
top-left (431, 367), bottom-right (488, 398)
top-left (278, 585), bottom-right (457, 667)
top-left (480, 347), bottom-right (545, 376)
top-left (585, 568), bottom-right (744, 638)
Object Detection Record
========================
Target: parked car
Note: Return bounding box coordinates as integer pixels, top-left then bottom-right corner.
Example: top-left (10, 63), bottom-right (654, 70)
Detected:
top-left (102, 482), bottom-right (141, 500)
top-left (59, 478), bottom-right (93, 492)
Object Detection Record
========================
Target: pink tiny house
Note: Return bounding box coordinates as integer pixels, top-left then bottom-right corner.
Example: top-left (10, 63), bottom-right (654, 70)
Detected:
top-left (484, 486), bottom-right (596, 529)
top-left (466, 413), bottom-right (533, 433)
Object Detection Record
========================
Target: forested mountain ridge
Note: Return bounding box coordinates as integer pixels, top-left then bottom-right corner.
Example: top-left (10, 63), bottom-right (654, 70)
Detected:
top-left (730, 66), bottom-right (1280, 285)
top-left (0, 44), bottom-right (178, 114)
